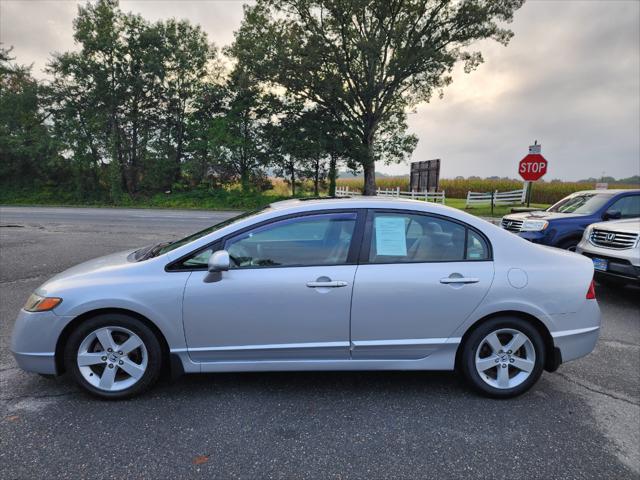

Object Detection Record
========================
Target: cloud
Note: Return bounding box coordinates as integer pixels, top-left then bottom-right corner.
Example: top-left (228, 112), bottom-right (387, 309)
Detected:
top-left (1, 0), bottom-right (638, 180)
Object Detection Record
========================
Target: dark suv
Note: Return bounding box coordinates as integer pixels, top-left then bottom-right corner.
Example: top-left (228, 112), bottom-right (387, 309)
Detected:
top-left (500, 189), bottom-right (640, 250)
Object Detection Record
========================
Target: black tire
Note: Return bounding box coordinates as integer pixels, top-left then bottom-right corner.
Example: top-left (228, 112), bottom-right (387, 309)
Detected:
top-left (64, 313), bottom-right (163, 400)
top-left (558, 238), bottom-right (579, 251)
top-left (460, 316), bottom-right (546, 399)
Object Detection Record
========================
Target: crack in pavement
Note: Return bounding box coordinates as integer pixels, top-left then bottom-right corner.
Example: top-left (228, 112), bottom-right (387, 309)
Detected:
top-left (0, 391), bottom-right (74, 402)
top-left (0, 274), bottom-right (48, 285)
top-left (554, 371), bottom-right (639, 406)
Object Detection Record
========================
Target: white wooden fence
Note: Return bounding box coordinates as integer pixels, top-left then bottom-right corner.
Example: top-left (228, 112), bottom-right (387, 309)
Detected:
top-left (335, 186), bottom-right (445, 204)
top-left (465, 187), bottom-right (527, 207)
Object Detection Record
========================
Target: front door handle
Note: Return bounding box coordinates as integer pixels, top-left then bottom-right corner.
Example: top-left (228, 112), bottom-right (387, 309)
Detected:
top-left (440, 277), bottom-right (480, 284)
top-left (306, 281), bottom-right (348, 288)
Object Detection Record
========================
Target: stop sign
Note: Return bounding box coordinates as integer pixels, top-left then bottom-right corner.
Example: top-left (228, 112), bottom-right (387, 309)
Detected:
top-left (519, 153), bottom-right (547, 181)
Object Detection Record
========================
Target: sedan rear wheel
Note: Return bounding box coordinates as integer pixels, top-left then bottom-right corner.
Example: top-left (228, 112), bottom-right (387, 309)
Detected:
top-left (65, 314), bottom-right (162, 399)
top-left (461, 317), bottom-right (545, 398)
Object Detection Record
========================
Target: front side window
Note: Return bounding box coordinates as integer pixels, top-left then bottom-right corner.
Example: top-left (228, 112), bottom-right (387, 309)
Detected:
top-left (225, 212), bottom-right (357, 268)
top-left (606, 195), bottom-right (640, 219)
top-left (368, 212), bottom-right (489, 263)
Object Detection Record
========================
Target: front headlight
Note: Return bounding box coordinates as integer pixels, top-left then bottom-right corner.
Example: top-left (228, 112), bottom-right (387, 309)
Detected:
top-left (23, 293), bottom-right (62, 312)
top-left (521, 219), bottom-right (549, 232)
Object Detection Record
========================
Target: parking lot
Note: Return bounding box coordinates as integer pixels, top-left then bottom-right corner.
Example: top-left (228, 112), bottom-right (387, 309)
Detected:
top-left (1, 206), bottom-right (638, 479)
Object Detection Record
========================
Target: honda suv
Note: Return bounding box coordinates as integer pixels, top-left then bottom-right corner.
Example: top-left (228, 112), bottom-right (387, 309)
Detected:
top-left (501, 189), bottom-right (640, 250)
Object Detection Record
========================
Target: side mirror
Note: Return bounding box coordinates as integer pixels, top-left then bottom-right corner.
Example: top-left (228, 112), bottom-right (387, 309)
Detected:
top-left (208, 250), bottom-right (230, 273)
top-left (603, 210), bottom-right (622, 221)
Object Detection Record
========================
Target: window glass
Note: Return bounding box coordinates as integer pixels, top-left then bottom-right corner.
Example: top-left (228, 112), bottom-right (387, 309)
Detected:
top-left (369, 213), bottom-right (466, 263)
top-left (225, 213), bottom-right (357, 268)
top-left (466, 230), bottom-right (490, 260)
top-left (546, 193), bottom-right (613, 215)
top-left (606, 195), bottom-right (640, 219)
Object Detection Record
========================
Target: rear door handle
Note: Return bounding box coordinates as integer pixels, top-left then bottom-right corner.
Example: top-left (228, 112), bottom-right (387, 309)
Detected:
top-left (306, 281), bottom-right (348, 288)
top-left (440, 277), bottom-right (480, 284)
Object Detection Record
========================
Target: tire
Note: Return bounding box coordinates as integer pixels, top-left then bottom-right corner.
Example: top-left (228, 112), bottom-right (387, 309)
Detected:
top-left (460, 317), bottom-right (546, 399)
top-left (558, 238), bottom-right (579, 251)
top-left (64, 313), bottom-right (163, 399)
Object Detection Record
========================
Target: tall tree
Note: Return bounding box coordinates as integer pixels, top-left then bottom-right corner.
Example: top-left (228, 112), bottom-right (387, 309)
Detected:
top-left (232, 0), bottom-right (524, 194)
top-left (206, 68), bottom-right (271, 193)
top-left (0, 45), bottom-right (60, 188)
top-left (47, 0), bottom-right (214, 197)
top-left (157, 19), bottom-right (212, 186)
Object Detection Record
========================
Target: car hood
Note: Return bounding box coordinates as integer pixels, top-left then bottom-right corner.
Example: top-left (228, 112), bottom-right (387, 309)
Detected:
top-left (588, 218), bottom-right (640, 234)
top-left (36, 249), bottom-right (138, 296)
top-left (503, 210), bottom-right (583, 222)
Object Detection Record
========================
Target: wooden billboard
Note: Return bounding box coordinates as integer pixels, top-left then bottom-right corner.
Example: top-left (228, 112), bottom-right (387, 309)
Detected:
top-left (409, 159), bottom-right (441, 192)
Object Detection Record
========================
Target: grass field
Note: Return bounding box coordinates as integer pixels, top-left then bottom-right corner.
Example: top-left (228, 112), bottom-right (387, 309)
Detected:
top-left (336, 177), bottom-right (637, 204)
top-left (1, 184), bottom-right (549, 218)
top-left (443, 197), bottom-right (549, 217)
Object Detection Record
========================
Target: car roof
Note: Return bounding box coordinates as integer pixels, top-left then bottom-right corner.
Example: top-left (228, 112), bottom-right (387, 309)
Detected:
top-left (269, 196), bottom-right (420, 209)
top-left (266, 196), bottom-right (486, 228)
top-left (568, 189), bottom-right (640, 195)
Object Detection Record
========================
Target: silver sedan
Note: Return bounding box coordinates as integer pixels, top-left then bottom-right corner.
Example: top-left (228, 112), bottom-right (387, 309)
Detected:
top-left (11, 198), bottom-right (601, 399)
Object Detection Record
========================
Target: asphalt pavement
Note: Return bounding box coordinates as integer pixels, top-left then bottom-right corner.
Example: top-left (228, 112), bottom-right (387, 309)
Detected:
top-left (0, 206), bottom-right (638, 479)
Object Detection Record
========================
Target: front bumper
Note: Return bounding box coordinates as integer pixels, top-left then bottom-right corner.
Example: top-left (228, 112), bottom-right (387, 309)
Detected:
top-left (516, 230), bottom-right (549, 244)
top-left (576, 241), bottom-right (640, 282)
top-left (10, 309), bottom-right (72, 375)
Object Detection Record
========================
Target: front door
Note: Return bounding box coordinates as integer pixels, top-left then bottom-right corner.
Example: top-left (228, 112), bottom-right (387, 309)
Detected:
top-left (351, 210), bottom-right (494, 359)
top-left (182, 211), bottom-right (361, 362)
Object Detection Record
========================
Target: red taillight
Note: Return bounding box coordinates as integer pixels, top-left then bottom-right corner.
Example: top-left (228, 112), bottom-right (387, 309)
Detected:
top-left (586, 279), bottom-right (596, 299)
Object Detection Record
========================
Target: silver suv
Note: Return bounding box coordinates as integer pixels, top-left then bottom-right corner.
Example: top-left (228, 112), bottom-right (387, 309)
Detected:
top-left (577, 218), bottom-right (640, 285)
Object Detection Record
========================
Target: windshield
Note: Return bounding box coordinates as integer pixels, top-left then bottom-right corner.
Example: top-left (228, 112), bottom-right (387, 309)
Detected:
top-left (546, 193), bottom-right (613, 215)
top-left (143, 207), bottom-right (270, 259)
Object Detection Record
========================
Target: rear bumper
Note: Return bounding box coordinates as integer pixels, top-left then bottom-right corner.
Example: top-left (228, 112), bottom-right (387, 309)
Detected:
top-left (550, 300), bottom-right (601, 364)
top-left (552, 326), bottom-right (600, 363)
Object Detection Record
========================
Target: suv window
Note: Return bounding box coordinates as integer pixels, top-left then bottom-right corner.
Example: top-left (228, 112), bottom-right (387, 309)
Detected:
top-left (546, 193), bottom-right (613, 215)
top-left (225, 212), bottom-right (357, 268)
top-left (606, 195), bottom-right (640, 219)
top-left (368, 212), bottom-right (489, 263)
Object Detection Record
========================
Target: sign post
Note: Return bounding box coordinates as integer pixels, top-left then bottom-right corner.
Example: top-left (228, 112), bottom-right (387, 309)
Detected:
top-left (518, 142), bottom-right (548, 206)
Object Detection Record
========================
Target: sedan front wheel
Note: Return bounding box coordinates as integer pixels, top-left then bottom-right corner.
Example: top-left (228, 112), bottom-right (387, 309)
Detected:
top-left (64, 313), bottom-right (162, 399)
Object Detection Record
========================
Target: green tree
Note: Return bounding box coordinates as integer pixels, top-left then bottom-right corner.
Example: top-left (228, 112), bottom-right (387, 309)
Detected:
top-left (47, 0), bottom-right (213, 198)
top-left (155, 19), bottom-right (213, 187)
top-left (232, 0), bottom-right (524, 194)
top-left (206, 68), bottom-right (271, 193)
top-left (0, 45), bottom-right (60, 189)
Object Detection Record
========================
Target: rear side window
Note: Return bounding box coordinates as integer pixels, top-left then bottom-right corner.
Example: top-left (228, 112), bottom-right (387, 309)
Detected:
top-left (368, 212), bottom-right (490, 263)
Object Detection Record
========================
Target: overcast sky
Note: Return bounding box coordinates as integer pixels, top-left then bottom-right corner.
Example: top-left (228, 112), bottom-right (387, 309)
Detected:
top-left (1, 0), bottom-right (639, 180)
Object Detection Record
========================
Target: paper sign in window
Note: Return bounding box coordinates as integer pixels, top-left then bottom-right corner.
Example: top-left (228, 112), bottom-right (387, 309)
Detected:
top-left (375, 216), bottom-right (407, 256)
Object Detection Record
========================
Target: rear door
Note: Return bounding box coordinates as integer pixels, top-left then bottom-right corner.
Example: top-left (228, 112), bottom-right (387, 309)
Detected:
top-left (350, 210), bottom-right (494, 359)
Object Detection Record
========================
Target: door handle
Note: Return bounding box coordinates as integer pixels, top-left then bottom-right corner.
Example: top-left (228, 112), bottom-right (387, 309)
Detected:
top-left (306, 281), bottom-right (348, 288)
top-left (440, 277), bottom-right (480, 284)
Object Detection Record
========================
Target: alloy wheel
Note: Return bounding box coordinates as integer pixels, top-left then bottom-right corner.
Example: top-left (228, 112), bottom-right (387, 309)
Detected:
top-left (474, 328), bottom-right (536, 389)
top-left (76, 326), bottom-right (148, 392)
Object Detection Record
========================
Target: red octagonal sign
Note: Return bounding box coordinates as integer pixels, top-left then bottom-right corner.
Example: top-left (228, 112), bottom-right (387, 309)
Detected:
top-left (519, 153), bottom-right (548, 181)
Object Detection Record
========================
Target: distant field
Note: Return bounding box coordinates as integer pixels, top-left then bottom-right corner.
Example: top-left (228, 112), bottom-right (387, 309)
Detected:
top-left (336, 177), bottom-right (638, 204)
